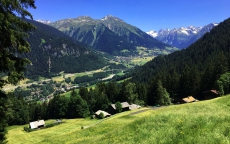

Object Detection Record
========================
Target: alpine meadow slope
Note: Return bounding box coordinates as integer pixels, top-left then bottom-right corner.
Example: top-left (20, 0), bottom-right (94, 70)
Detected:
top-left (7, 95), bottom-right (230, 144)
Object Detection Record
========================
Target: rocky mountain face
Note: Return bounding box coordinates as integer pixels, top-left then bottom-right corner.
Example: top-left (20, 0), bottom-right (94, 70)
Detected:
top-left (46, 15), bottom-right (177, 55)
top-left (50, 16), bottom-right (136, 55)
top-left (101, 15), bottom-right (167, 49)
top-left (24, 19), bottom-right (106, 78)
top-left (147, 23), bottom-right (218, 49)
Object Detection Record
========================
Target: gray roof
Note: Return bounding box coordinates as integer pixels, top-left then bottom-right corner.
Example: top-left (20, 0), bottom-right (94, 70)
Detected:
top-left (129, 104), bottom-right (141, 110)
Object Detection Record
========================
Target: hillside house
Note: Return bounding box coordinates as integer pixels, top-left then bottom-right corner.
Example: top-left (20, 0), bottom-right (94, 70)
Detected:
top-left (29, 120), bottom-right (45, 129)
top-left (109, 102), bottom-right (141, 114)
top-left (95, 110), bottom-right (111, 118)
top-left (109, 102), bottom-right (130, 114)
top-left (181, 96), bottom-right (198, 103)
top-left (203, 90), bottom-right (219, 100)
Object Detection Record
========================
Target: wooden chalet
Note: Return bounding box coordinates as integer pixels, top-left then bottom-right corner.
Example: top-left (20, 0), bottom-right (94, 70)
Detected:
top-left (109, 102), bottom-right (130, 114)
top-left (181, 96), bottom-right (198, 103)
top-left (203, 90), bottom-right (219, 100)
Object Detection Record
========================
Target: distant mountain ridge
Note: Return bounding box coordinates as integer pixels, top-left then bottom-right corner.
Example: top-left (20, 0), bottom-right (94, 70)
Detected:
top-left (147, 23), bottom-right (218, 49)
top-left (39, 15), bottom-right (177, 55)
top-left (24, 19), bottom-right (106, 78)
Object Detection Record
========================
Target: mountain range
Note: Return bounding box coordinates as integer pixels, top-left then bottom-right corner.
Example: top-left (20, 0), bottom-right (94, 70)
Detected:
top-left (40, 15), bottom-right (177, 55)
top-left (24, 19), bottom-right (106, 78)
top-left (147, 23), bottom-right (218, 49)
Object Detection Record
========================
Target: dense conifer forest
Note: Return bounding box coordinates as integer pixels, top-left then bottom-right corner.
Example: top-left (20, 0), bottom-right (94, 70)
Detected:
top-left (130, 17), bottom-right (230, 102)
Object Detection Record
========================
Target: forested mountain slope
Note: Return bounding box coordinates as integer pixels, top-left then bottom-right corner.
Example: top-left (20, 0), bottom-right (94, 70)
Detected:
top-left (131, 17), bottom-right (230, 101)
top-left (23, 19), bottom-right (106, 78)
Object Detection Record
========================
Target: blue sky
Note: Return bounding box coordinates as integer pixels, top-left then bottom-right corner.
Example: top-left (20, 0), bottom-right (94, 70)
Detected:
top-left (29, 0), bottom-right (230, 31)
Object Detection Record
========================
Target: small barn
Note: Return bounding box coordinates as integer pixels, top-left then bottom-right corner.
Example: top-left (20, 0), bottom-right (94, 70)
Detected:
top-left (109, 102), bottom-right (131, 114)
top-left (95, 110), bottom-right (111, 118)
top-left (203, 90), bottom-right (219, 100)
top-left (182, 96), bottom-right (198, 103)
top-left (29, 120), bottom-right (45, 129)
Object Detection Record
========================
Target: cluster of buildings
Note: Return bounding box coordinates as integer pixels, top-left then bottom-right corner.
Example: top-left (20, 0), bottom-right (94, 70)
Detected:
top-left (94, 102), bottom-right (141, 118)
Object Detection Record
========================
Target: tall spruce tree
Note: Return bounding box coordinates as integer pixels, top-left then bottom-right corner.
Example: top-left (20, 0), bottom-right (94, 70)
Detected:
top-left (156, 81), bottom-right (171, 106)
top-left (0, 1), bottom-right (36, 143)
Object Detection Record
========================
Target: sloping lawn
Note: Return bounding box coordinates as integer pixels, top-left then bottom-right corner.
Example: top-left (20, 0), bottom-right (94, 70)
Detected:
top-left (7, 95), bottom-right (230, 144)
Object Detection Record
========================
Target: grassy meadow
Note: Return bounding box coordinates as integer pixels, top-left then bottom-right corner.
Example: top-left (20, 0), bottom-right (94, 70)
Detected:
top-left (7, 95), bottom-right (230, 144)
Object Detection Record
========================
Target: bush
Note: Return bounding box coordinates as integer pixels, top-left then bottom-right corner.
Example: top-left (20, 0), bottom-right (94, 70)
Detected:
top-left (115, 102), bottom-right (122, 113)
top-left (23, 127), bottom-right (36, 132)
top-left (98, 112), bottom-right (104, 119)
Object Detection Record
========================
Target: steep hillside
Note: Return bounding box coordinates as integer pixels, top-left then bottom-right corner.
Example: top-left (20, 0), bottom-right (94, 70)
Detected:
top-left (101, 15), bottom-right (169, 49)
top-left (50, 15), bottom-right (177, 55)
top-left (24, 19), bottom-right (106, 78)
top-left (50, 16), bottom-right (136, 55)
top-left (131, 17), bottom-right (230, 100)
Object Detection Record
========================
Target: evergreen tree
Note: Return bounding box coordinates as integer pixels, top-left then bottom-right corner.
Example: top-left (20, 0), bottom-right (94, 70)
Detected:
top-left (124, 82), bottom-right (138, 104)
top-left (7, 93), bottom-right (30, 125)
top-left (156, 81), bottom-right (171, 106)
top-left (136, 83), bottom-right (148, 104)
top-left (0, 1), bottom-right (36, 143)
top-left (105, 81), bottom-right (119, 103)
top-left (115, 101), bottom-right (122, 113)
top-left (47, 94), bottom-right (69, 119)
top-left (94, 86), bottom-right (110, 111)
top-left (214, 72), bottom-right (230, 95)
top-left (79, 87), bottom-right (89, 103)
top-left (0, 92), bottom-right (8, 143)
top-left (147, 78), bottom-right (158, 106)
top-left (68, 90), bottom-right (90, 118)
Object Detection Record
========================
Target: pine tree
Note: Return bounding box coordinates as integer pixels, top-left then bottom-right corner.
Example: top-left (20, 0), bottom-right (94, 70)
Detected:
top-left (0, 1), bottom-right (36, 143)
top-left (68, 90), bottom-right (90, 118)
top-left (156, 81), bottom-right (171, 106)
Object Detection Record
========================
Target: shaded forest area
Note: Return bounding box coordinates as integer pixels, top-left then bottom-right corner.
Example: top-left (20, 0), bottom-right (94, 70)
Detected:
top-left (23, 19), bottom-right (106, 79)
top-left (130, 17), bottom-right (230, 102)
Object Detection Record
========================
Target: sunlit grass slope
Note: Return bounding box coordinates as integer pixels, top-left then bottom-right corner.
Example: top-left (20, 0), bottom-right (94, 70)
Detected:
top-left (7, 95), bottom-right (230, 144)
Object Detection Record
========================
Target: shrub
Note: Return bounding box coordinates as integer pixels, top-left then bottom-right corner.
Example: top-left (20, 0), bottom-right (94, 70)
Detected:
top-left (98, 112), bottom-right (104, 119)
top-left (23, 127), bottom-right (36, 132)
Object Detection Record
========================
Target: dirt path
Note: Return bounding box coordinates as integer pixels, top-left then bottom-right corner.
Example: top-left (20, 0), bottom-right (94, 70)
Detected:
top-left (82, 106), bottom-right (166, 129)
top-left (130, 106), bottom-right (165, 116)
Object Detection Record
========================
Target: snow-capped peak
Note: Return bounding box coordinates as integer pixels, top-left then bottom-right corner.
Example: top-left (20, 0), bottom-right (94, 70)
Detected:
top-left (101, 15), bottom-right (124, 22)
top-left (36, 19), bottom-right (52, 24)
top-left (146, 22), bottom-right (218, 49)
top-left (146, 30), bottom-right (158, 37)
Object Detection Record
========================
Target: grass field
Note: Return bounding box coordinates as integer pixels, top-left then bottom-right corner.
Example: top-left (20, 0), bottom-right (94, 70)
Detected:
top-left (7, 95), bottom-right (230, 144)
top-left (130, 57), bottom-right (153, 66)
